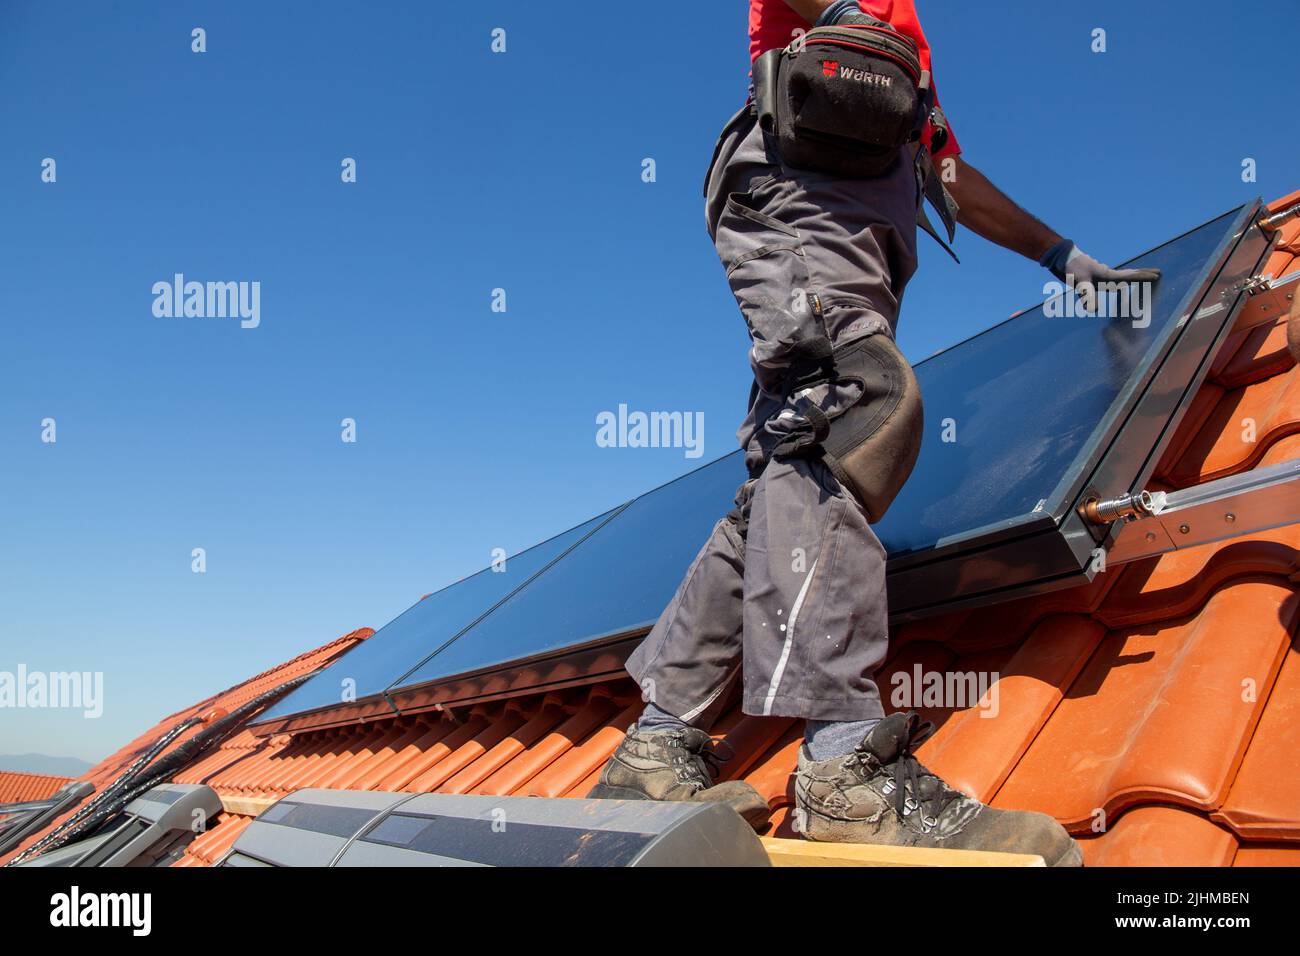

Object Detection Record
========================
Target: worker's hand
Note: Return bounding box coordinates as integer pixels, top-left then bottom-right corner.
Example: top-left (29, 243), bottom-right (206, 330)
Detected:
top-left (1042, 240), bottom-right (1161, 315)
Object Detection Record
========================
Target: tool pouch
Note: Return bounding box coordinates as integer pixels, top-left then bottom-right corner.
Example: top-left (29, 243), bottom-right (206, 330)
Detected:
top-left (754, 22), bottom-right (931, 179)
top-left (753, 22), bottom-right (959, 259)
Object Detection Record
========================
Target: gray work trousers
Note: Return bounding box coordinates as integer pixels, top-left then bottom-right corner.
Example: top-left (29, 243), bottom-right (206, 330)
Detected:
top-left (625, 106), bottom-right (922, 723)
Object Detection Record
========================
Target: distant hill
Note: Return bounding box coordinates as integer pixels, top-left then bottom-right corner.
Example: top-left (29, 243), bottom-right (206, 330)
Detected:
top-left (0, 753), bottom-right (93, 777)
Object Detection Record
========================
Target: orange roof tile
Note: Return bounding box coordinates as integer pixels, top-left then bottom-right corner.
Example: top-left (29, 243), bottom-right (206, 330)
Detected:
top-left (1215, 645), bottom-right (1300, 840)
top-left (0, 771), bottom-right (73, 804)
top-left (10, 195), bottom-right (1300, 868)
top-left (0, 627), bottom-right (370, 865)
top-left (991, 579), bottom-right (1295, 828)
top-left (1079, 806), bottom-right (1238, 867)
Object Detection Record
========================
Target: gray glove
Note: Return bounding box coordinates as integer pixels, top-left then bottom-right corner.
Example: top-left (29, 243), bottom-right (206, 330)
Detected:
top-left (1041, 239), bottom-right (1161, 314)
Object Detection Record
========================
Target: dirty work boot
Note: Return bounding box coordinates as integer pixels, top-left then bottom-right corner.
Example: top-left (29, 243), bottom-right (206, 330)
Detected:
top-left (794, 712), bottom-right (1082, 866)
top-left (588, 725), bottom-right (771, 831)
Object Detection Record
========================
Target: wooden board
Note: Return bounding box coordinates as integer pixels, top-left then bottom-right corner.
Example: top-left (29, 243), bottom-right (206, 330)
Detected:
top-left (218, 794), bottom-right (278, 818)
top-left (761, 836), bottom-right (1046, 867)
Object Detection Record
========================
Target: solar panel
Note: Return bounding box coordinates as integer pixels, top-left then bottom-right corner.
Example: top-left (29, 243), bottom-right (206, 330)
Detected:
top-left (385, 453), bottom-right (744, 705)
top-left (255, 200), bottom-right (1271, 729)
top-left (885, 201), bottom-right (1269, 616)
top-left (253, 509), bottom-right (622, 728)
top-left (878, 209), bottom-right (1242, 556)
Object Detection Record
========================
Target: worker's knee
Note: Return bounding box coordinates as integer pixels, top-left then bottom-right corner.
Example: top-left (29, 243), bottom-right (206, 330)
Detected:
top-left (820, 332), bottom-right (923, 523)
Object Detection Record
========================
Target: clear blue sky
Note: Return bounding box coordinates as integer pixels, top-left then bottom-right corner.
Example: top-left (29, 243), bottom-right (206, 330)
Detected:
top-left (1, 1), bottom-right (1294, 762)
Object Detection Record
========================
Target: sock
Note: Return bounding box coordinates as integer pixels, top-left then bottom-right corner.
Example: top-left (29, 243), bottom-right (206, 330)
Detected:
top-left (804, 718), bottom-right (880, 761)
top-left (636, 702), bottom-right (690, 734)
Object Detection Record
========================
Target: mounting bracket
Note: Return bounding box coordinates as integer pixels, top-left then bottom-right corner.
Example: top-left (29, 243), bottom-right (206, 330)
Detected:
top-left (1102, 458), bottom-right (1300, 565)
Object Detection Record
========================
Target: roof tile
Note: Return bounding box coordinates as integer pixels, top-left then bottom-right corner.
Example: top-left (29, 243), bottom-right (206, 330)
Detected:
top-left (992, 580), bottom-right (1296, 828)
top-left (1233, 844), bottom-right (1300, 866)
top-left (917, 615), bottom-right (1105, 801)
top-left (1215, 643), bottom-right (1300, 840)
top-left (1079, 806), bottom-right (1237, 867)
top-left (0, 772), bottom-right (73, 804)
top-left (1159, 366), bottom-right (1300, 485)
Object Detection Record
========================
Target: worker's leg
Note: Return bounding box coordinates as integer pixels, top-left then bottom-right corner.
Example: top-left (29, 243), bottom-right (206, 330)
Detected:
top-left (739, 454), bottom-right (889, 722)
top-left (602, 479), bottom-right (770, 830)
top-left (710, 111), bottom-right (919, 745)
top-left (623, 483), bottom-right (752, 724)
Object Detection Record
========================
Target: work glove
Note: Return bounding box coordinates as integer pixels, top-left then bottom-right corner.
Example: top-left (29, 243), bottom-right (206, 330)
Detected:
top-left (1040, 239), bottom-right (1161, 315)
top-left (816, 0), bottom-right (890, 28)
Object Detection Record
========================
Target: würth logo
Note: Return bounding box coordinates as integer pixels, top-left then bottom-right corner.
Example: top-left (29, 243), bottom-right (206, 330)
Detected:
top-left (829, 65), bottom-right (893, 87)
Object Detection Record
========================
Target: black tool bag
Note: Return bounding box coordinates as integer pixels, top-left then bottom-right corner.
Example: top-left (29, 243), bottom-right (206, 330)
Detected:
top-left (751, 21), bottom-right (959, 258)
top-left (753, 22), bottom-right (933, 178)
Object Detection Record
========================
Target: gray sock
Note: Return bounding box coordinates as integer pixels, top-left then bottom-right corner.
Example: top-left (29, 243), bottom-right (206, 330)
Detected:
top-left (636, 702), bottom-right (690, 734)
top-left (804, 718), bottom-right (880, 761)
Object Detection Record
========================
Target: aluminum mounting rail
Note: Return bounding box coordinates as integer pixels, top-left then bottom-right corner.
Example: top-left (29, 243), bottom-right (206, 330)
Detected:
top-left (1104, 457), bottom-right (1300, 565)
top-left (1235, 267), bottom-right (1299, 326)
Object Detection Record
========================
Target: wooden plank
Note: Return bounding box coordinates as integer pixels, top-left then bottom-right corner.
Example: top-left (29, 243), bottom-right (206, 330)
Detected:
top-left (219, 794), bottom-right (278, 818)
top-left (761, 836), bottom-right (1045, 868)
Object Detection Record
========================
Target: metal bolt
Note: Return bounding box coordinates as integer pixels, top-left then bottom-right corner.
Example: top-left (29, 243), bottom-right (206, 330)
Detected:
top-left (1145, 532), bottom-right (1157, 543)
top-left (1179, 524), bottom-right (1191, 535)
top-left (1083, 490), bottom-right (1161, 525)
top-left (1225, 512), bottom-right (1236, 523)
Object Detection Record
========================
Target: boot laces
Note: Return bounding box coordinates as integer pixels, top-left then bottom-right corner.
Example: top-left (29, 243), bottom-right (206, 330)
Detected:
top-left (669, 731), bottom-right (733, 790)
top-left (858, 714), bottom-right (961, 831)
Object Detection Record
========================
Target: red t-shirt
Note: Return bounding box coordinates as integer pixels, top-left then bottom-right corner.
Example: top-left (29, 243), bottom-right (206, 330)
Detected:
top-left (749, 0), bottom-right (961, 159)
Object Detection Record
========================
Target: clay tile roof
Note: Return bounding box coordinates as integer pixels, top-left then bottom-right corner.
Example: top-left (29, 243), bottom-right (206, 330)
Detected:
top-left (0, 627), bottom-right (371, 865)
top-left (0, 772), bottom-right (73, 804)
top-left (9, 195), bottom-right (1300, 869)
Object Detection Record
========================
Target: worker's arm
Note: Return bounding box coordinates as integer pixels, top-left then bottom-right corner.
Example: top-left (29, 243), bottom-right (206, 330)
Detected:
top-left (946, 156), bottom-right (1159, 309)
top-left (944, 157), bottom-right (1060, 261)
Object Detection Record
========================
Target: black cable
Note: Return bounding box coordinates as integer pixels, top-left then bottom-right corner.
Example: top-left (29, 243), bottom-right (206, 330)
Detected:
top-left (7, 715), bottom-right (204, 864)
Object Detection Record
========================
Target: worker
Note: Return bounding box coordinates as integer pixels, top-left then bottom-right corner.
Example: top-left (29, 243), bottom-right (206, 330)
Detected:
top-left (590, 0), bottom-right (1157, 866)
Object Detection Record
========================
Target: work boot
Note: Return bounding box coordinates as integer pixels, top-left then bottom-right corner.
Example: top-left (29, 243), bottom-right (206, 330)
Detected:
top-left (794, 712), bottom-right (1083, 866)
top-left (588, 725), bottom-right (772, 831)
